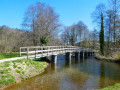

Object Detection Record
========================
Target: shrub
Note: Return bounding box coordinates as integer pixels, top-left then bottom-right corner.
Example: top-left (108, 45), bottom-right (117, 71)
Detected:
top-left (40, 36), bottom-right (50, 46)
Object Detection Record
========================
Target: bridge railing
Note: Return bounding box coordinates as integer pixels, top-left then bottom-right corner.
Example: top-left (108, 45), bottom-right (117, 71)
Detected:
top-left (19, 46), bottom-right (82, 59)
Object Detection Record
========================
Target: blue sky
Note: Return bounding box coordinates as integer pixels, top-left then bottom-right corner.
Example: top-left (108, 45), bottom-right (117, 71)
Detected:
top-left (0, 0), bottom-right (107, 31)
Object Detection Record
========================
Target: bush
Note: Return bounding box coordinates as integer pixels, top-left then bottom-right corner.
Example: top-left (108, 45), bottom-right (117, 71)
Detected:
top-left (40, 36), bottom-right (50, 46)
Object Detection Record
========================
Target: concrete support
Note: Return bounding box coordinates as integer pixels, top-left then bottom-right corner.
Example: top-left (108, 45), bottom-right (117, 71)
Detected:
top-left (91, 52), bottom-right (93, 56)
top-left (88, 52), bottom-right (90, 56)
top-left (75, 52), bottom-right (80, 60)
top-left (80, 52), bottom-right (84, 59)
top-left (90, 52), bottom-right (92, 56)
top-left (84, 52), bottom-right (88, 58)
top-left (51, 55), bottom-right (57, 63)
top-left (66, 52), bottom-right (71, 60)
top-left (87, 52), bottom-right (88, 57)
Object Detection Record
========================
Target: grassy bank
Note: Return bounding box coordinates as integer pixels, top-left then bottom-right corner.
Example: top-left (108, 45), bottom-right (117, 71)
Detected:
top-left (97, 83), bottom-right (120, 90)
top-left (0, 58), bottom-right (48, 89)
top-left (0, 53), bottom-right (26, 60)
top-left (95, 52), bottom-right (120, 63)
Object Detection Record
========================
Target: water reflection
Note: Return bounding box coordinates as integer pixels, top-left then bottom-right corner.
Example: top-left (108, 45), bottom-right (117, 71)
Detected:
top-left (5, 55), bottom-right (120, 90)
top-left (99, 62), bottom-right (105, 88)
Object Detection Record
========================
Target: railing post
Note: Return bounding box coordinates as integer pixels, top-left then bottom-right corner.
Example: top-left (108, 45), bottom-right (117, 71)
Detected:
top-left (35, 47), bottom-right (36, 59)
top-left (47, 47), bottom-right (49, 56)
top-left (27, 47), bottom-right (29, 59)
top-left (42, 47), bottom-right (43, 57)
top-left (52, 47), bottom-right (53, 55)
top-left (59, 46), bottom-right (60, 54)
top-left (19, 47), bottom-right (21, 57)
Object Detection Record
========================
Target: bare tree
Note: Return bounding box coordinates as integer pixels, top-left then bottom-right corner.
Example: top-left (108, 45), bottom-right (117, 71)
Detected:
top-left (61, 21), bottom-right (90, 47)
top-left (22, 2), bottom-right (60, 46)
top-left (105, 10), bottom-right (114, 48)
top-left (76, 21), bottom-right (87, 46)
top-left (109, 0), bottom-right (120, 48)
top-left (0, 26), bottom-right (33, 53)
top-left (91, 3), bottom-right (106, 26)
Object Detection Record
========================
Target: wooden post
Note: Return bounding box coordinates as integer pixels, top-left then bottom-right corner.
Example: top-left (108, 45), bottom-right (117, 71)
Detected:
top-left (27, 47), bottom-right (29, 59)
top-left (52, 47), bottom-right (53, 55)
top-left (47, 47), bottom-right (49, 56)
top-left (35, 47), bottom-right (36, 59)
top-left (19, 47), bottom-right (21, 57)
top-left (42, 47), bottom-right (43, 57)
top-left (59, 46), bottom-right (60, 54)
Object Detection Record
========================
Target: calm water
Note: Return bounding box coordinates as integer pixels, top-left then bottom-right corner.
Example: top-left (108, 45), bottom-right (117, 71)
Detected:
top-left (5, 55), bottom-right (120, 90)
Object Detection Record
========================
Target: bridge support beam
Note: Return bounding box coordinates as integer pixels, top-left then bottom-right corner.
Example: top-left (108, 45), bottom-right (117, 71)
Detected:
top-left (66, 52), bottom-right (71, 60)
top-left (88, 52), bottom-right (90, 56)
top-left (90, 52), bottom-right (92, 56)
top-left (84, 52), bottom-right (88, 58)
top-left (51, 55), bottom-right (57, 63)
top-left (80, 52), bottom-right (84, 59)
top-left (75, 52), bottom-right (80, 60)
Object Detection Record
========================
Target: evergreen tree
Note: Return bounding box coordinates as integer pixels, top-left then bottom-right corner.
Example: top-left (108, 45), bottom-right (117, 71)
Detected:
top-left (99, 13), bottom-right (105, 55)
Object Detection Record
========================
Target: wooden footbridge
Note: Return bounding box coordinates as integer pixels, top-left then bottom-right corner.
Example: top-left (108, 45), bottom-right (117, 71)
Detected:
top-left (20, 46), bottom-right (95, 63)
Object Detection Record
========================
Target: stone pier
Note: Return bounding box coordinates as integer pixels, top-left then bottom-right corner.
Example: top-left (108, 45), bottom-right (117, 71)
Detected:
top-left (66, 52), bottom-right (71, 60)
top-left (75, 52), bottom-right (80, 60)
top-left (80, 52), bottom-right (84, 59)
top-left (51, 55), bottom-right (57, 63)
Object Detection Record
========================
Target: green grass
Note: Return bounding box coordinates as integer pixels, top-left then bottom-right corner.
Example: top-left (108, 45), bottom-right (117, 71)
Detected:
top-left (0, 58), bottom-right (48, 87)
top-left (0, 61), bottom-right (10, 67)
top-left (0, 69), bottom-right (9, 74)
top-left (0, 52), bottom-right (26, 60)
top-left (16, 69), bottom-right (21, 74)
top-left (97, 83), bottom-right (120, 90)
top-left (20, 76), bottom-right (25, 81)
top-left (0, 68), bottom-right (11, 74)
top-left (0, 74), bottom-right (15, 85)
top-left (13, 64), bottom-right (17, 68)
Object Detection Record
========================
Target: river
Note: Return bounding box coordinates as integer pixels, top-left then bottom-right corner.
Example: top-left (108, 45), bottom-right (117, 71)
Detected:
top-left (5, 55), bottom-right (120, 90)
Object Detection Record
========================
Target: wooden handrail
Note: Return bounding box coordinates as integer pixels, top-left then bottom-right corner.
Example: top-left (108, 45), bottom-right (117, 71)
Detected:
top-left (20, 46), bottom-right (95, 59)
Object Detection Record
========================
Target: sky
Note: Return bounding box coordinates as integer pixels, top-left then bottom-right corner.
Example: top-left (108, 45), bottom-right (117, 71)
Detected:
top-left (0, 0), bottom-right (107, 31)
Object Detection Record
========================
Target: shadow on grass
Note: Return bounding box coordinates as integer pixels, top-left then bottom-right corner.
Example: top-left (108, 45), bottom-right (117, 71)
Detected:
top-left (34, 57), bottom-right (51, 63)
top-left (0, 53), bottom-right (27, 60)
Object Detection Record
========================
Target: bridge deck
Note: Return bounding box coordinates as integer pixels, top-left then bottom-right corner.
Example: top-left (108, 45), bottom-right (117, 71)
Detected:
top-left (0, 46), bottom-right (95, 63)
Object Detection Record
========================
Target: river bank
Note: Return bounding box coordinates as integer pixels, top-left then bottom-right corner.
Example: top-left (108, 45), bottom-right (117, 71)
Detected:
top-left (0, 58), bottom-right (48, 89)
top-left (95, 52), bottom-right (120, 90)
top-left (95, 52), bottom-right (120, 63)
top-left (98, 83), bottom-right (120, 90)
